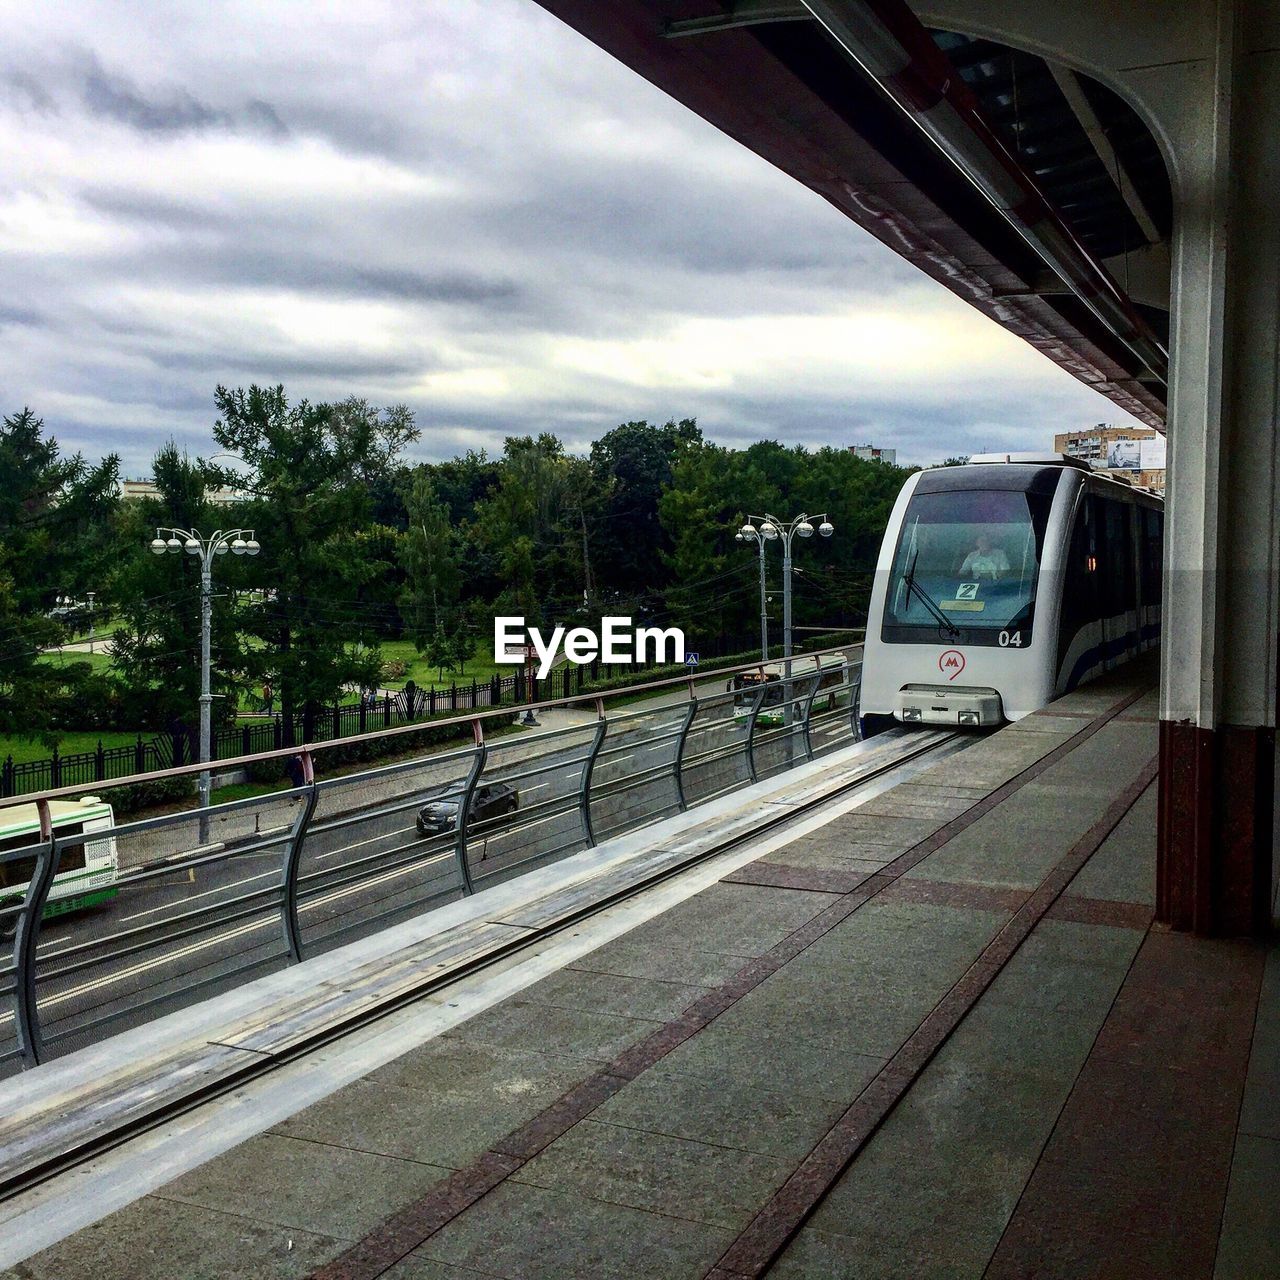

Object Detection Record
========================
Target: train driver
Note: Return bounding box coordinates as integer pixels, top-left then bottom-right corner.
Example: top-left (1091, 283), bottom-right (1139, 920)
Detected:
top-left (960, 534), bottom-right (1010, 581)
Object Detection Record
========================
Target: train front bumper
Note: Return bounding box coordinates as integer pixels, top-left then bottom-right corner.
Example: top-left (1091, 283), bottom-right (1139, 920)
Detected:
top-left (897, 684), bottom-right (1003, 728)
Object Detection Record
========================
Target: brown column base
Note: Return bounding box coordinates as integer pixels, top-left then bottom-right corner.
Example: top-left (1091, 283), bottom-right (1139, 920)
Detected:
top-left (1157, 720), bottom-right (1275, 935)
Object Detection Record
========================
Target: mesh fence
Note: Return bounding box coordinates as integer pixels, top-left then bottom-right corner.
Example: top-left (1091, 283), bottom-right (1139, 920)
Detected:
top-left (3, 653), bottom-right (863, 1069)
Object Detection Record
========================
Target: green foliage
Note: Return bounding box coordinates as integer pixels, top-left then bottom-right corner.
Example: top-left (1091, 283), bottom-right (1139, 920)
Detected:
top-left (211, 385), bottom-right (419, 727)
top-left (400, 468), bottom-right (461, 648)
top-left (589, 419), bottom-right (701, 599)
top-left (0, 409), bottom-right (120, 736)
top-left (423, 626), bottom-right (456, 682)
top-left (108, 442), bottom-right (241, 730)
top-left (3, 391), bottom-right (916, 754)
top-left (659, 440), bottom-right (910, 644)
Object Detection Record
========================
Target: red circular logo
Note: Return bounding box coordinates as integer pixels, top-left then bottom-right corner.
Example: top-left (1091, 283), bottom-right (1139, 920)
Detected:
top-left (938, 649), bottom-right (965, 681)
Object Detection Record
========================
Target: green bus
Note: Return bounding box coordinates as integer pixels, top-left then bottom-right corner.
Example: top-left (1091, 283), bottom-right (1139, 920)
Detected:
top-left (0, 797), bottom-right (120, 916)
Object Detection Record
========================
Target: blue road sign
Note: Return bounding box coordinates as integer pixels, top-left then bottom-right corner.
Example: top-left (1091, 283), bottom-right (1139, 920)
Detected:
top-left (685, 652), bottom-right (700, 667)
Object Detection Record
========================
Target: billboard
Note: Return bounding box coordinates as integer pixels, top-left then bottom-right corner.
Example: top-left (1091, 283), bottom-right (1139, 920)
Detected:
top-left (1106, 439), bottom-right (1142, 471)
top-left (1139, 435), bottom-right (1167, 469)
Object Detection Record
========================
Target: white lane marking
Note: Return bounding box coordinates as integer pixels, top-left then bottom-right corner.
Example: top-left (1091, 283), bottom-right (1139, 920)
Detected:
top-left (2, 848), bottom-right (463, 1022)
top-left (485, 809), bottom-right (573, 844)
top-left (314, 823), bottom-right (417, 862)
top-left (120, 871), bottom-right (278, 923)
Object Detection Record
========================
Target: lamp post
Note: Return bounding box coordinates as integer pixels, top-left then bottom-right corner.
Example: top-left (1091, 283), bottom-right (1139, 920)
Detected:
top-left (734, 525), bottom-right (773, 662)
top-left (738, 514), bottom-right (834, 727)
top-left (151, 527), bottom-right (260, 840)
top-left (56, 592), bottom-right (96, 651)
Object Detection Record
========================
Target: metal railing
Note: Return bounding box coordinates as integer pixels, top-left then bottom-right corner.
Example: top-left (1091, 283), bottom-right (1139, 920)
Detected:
top-left (0, 647), bottom-right (862, 1073)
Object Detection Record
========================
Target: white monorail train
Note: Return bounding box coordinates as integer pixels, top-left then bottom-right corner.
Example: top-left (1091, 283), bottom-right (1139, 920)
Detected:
top-left (860, 454), bottom-right (1162, 734)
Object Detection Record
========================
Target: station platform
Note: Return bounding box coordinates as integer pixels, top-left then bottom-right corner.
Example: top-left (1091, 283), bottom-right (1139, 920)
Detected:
top-left (2, 657), bottom-right (1277, 1280)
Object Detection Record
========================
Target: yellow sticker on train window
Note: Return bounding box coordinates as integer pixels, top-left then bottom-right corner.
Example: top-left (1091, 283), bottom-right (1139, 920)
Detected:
top-left (941, 600), bottom-right (986, 612)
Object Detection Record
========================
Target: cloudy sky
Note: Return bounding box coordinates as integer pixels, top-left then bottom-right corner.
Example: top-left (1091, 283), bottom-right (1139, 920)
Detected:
top-left (0, 0), bottom-right (1141, 474)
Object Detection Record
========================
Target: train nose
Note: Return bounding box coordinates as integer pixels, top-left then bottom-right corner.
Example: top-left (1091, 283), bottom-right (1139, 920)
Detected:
top-left (896, 684), bottom-right (1003, 727)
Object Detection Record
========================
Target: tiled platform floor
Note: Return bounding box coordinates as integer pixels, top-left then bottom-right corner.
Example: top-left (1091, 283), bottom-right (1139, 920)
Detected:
top-left (5, 660), bottom-right (1277, 1280)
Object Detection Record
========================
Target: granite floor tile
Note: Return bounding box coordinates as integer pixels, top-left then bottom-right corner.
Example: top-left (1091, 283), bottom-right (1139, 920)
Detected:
top-left (606, 882), bottom-right (835, 959)
top-left (1214, 1134), bottom-right (1280, 1279)
top-left (568, 937), bottom-right (748, 988)
top-left (511, 1117), bottom-right (792, 1230)
top-left (413, 1180), bottom-right (732, 1280)
top-left (0, 1196), bottom-right (345, 1280)
top-left (368, 1034), bottom-right (598, 1096)
top-left (153, 1132), bottom-right (451, 1241)
top-left (770, 1219), bottom-right (991, 1280)
top-left (447, 998), bottom-right (662, 1063)
top-left (517, 967), bottom-right (710, 1022)
top-left (591, 1063), bottom-right (845, 1162)
top-left (272, 1072), bottom-right (588, 1170)
top-left (657, 1020), bottom-right (885, 1104)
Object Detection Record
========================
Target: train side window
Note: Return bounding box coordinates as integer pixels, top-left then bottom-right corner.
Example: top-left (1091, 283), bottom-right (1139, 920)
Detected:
top-left (1142, 506), bottom-right (1163, 605)
top-left (1100, 499), bottom-right (1135, 616)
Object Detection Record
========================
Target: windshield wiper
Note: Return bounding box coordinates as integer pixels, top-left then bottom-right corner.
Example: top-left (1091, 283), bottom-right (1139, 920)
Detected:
top-left (904, 549), bottom-right (961, 639)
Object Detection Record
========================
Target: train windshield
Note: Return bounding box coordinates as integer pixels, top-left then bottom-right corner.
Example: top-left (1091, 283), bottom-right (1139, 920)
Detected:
top-left (883, 488), bottom-right (1052, 644)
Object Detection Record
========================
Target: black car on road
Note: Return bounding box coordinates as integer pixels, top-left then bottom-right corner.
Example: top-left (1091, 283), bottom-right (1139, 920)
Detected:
top-left (416, 782), bottom-right (519, 836)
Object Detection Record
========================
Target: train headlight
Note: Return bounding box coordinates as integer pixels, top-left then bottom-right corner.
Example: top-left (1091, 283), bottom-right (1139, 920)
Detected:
top-left (902, 707), bottom-right (923, 723)
top-left (958, 710), bottom-right (981, 726)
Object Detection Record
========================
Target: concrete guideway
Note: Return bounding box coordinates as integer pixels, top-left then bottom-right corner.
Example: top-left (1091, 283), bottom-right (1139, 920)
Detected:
top-left (2, 657), bottom-right (1276, 1278)
top-left (0, 727), bottom-right (958, 1255)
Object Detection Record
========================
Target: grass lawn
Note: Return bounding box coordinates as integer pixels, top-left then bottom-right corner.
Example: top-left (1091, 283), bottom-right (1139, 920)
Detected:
top-left (376, 639), bottom-right (509, 690)
top-left (0, 729), bottom-right (143, 764)
top-left (36, 649), bottom-right (116, 677)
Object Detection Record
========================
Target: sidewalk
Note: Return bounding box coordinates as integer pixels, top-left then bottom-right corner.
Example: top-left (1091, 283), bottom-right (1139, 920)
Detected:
top-left (3, 657), bottom-right (1275, 1279)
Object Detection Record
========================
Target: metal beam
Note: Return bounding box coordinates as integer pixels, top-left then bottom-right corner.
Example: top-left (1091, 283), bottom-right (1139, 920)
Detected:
top-left (665, 2), bottom-right (812, 38)
top-left (1048, 64), bottom-right (1162, 247)
top-left (801, 0), bottom-right (1169, 386)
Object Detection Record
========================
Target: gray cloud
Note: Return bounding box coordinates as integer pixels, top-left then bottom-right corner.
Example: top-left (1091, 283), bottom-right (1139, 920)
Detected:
top-left (0, 1), bottom-right (1140, 474)
top-left (80, 53), bottom-right (288, 137)
top-left (2, 69), bottom-right (58, 114)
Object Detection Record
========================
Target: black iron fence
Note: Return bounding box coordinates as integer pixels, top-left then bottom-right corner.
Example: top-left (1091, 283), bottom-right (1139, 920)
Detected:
top-left (0, 657), bottom-right (663, 798)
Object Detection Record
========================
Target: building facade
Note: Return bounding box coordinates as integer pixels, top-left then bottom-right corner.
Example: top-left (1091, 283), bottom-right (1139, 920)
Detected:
top-left (850, 443), bottom-right (897, 465)
top-left (1053, 425), bottom-right (1165, 493)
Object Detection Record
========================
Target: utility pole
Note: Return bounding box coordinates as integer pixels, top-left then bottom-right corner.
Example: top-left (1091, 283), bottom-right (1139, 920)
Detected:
top-left (151, 527), bottom-right (261, 842)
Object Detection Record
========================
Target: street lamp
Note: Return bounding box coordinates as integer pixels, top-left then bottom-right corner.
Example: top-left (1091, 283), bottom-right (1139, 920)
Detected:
top-left (151, 527), bottom-right (260, 840)
top-left (56, 592), bottom-right (97, 651)
top-left (738, 513), bottom-right (834, 724)
top-left (735, 527), bottom-right (770, 662)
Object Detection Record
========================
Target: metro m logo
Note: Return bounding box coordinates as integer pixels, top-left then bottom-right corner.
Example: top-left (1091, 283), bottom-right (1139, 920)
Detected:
top-left (938, 649), bottom-right (966, 681)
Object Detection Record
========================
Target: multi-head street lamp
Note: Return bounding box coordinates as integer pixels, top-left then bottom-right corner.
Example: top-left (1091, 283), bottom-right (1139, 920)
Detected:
top-left (150, 528), bottom-right (261, 839)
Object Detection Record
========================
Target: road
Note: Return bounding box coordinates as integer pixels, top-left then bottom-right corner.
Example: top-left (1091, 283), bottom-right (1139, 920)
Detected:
top-left (3, 653), bottom-right (862, 1069)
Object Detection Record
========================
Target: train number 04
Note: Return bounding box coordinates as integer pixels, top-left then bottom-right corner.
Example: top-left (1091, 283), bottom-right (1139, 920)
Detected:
top-left (998, 630), bottom-right (1023, 648)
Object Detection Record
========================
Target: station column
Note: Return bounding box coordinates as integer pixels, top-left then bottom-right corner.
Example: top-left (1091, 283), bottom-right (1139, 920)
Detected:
top-left (1156, 0), bottom-right (1280, 935)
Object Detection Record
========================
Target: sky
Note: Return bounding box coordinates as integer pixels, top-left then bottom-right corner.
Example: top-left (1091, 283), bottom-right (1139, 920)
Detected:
top-left (0, 0), bottom-right (1143, 474)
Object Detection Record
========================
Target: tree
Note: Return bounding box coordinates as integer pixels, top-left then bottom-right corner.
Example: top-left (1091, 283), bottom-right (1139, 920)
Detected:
top-left (450, 624), bottom-right (477, 676)
top-left (590, 418), bottom-right (701, 598)
top-left (0, 409), bottom-right (119, 736)
top-left (108, 443), bottom-right (242, 730)
top-left (211, 385), bottom-right (419, 738)
top-left (424, 626), bottom-right (456, 683)
top-left (399, 469), bottom-right (461, 652)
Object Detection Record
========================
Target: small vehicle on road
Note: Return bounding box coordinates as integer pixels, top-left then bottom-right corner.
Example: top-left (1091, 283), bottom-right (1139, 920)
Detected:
top-left (0, 796), bottom-right (119, 918)
top-left (416, 782), bottom-right (519, 836)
